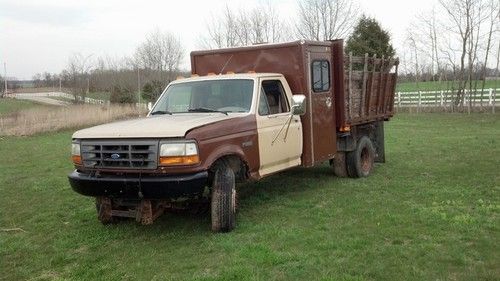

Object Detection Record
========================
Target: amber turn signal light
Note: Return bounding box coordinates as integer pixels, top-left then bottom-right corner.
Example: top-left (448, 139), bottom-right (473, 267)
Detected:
top-left (72, 155), bottom-right (82, 165)
top-left (159, 155), bottom-right (200, 166)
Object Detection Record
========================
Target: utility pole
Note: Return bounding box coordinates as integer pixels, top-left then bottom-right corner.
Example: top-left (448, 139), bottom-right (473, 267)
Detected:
top-left (3, 62), bottom-right (7, 96)
top-left (137, 67), bottom-right (141, 106)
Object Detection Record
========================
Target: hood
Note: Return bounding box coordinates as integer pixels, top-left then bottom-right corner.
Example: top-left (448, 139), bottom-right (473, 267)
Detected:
top-left (72, 113), bottom-right (237, 139)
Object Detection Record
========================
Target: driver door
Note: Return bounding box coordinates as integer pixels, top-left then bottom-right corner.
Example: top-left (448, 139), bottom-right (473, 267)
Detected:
top-left (256, 77), bottom-right (302, 176)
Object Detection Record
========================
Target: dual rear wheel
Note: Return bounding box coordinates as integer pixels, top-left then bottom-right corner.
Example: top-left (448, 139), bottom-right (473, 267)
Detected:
top-left (333, 136), bottom-right (375, 178)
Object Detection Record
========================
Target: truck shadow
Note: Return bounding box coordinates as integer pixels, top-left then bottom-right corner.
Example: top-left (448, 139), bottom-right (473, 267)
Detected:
top-left (105, 164), bottom-right (339, 234)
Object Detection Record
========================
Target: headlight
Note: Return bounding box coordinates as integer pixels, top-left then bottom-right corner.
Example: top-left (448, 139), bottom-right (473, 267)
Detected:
top-left (159, 141), bottom-right (200, 166)
top-left (71, 142), bottom-right (82, 165)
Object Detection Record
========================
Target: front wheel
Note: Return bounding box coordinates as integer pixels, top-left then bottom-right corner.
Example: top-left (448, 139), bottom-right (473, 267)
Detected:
top-left (346, 136), bottom-right (375, 178)
top-left (210, 161), bottom-right (236, 232)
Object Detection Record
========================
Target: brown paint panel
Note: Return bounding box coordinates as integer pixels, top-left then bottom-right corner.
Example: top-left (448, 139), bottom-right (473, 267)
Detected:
top-left (191, 42), bottom-right (309, 95)
top-left (308, 51), bottom-right (337, 163)
top-left (330, 40), bottom-right (346, 129)
top-left (185, 115), bottom-right (260, 179)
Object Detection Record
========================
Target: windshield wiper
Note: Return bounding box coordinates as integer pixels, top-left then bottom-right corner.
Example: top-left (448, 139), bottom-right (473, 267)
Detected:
top-left (188, 107), bottom-right (228, 115)
top-left (150, 110), bottom-right (172, 115)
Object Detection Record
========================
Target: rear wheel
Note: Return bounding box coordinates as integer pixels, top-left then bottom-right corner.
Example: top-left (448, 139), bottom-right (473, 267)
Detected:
top-left (346, 136), bottom-right (375, 178)
top-left (210, 161), bottom-right (236, 232)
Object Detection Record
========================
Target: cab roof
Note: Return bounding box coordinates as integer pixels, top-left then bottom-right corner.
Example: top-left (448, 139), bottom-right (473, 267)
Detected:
top-left (170, 73), bottom-right (284, 84)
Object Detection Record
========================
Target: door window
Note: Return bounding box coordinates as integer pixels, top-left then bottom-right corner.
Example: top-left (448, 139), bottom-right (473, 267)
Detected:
top-left (258, 80), bottom-right (290, 115)
top-left (311, 60), bottom-right (330, 92)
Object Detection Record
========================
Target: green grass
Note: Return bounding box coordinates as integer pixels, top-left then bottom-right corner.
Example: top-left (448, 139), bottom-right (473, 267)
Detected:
top-left (0, 98), bottom-right (40, 115)
top-left (86, 92), bottom-right (111, 101)
top-left (1, 113), bottom-right (499, 280)
top-left (397, 79), bottom-right (500, 92)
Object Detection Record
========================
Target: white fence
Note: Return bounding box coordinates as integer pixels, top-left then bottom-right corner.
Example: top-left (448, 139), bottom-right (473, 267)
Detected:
top-left (395, 88), bottom-right (498, 112)
top-left (11, 92), bottom-right (149, 109)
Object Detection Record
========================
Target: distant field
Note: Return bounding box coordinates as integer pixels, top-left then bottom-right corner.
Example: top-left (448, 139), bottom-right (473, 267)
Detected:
top-left (0, 98), bottom-right (47, 115)
top-left (396, 80), bottom-right (499, 92)
top-left (86, 91), bottom-right (111, 101)
top-left (0, 104), bottom-right (145, 136)
top-left (1, 113), bottom-right (498, 280)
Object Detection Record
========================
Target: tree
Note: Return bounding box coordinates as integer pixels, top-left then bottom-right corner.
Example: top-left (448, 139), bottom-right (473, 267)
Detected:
top-left (65, 53), bottom-right (94, 102)
top-left (202, 3), bottom-right (289, 49)
top-left (134, 29), bottom-right (183, 82)
top-left (0, 74), bottom-right (4, 97)
top-left (345, 16), bottom-right (396, 58)
top-left (295, 0), bottom-right (359, 41)
top-left (141, 80), bottom-right (166, 102)
top-left (439, 0), bottom-right (491, 109)
top-left (110, 85), bottom-right (137, 104)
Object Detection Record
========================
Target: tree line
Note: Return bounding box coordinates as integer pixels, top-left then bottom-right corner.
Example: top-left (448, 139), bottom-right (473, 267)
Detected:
top-left (29, 0), bottom-right (498, 108)
top-left (403, 0), bottom-right (499, 110)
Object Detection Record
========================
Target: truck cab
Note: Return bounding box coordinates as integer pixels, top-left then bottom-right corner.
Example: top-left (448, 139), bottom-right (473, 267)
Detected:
top-left (69, 40), bottom-right (398, 232)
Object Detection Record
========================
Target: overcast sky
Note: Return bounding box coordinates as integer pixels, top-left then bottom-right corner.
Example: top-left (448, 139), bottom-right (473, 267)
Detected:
top-left (0, 0), bottom-right (436, 80)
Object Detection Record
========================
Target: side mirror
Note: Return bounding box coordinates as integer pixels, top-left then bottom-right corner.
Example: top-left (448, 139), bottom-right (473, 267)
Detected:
top-left (291, 94), bottom-right (306, 115)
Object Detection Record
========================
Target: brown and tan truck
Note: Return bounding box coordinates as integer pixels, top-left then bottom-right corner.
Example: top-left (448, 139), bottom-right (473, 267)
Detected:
top-left (68, 40), bottom-right (399, 232)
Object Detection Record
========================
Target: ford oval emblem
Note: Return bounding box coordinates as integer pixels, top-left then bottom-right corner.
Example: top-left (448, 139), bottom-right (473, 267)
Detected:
top-left (110, 153), bottom-right (120, 159)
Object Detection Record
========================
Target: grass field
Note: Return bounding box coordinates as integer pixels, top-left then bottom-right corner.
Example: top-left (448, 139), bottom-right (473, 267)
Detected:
top-left (396, 80), bottom-right (499, 92)
top-left (0, 98), bottom-right (41, 115)
top-left (1, 113), bottom-right (499, 280)
top-left (86, 92), bottom-right (112, 101)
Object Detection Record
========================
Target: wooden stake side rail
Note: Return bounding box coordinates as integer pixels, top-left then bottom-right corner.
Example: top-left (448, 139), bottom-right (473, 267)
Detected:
top-left (343, 54), bottom-right (399, 126)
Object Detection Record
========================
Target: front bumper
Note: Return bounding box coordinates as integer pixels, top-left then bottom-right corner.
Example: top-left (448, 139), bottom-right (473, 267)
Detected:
top-left (68, 170), bottom-right (208, 199)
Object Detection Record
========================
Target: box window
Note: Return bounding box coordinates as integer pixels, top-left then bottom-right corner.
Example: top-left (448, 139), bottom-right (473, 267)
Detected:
top-left (312, 60), bottom-right (330, 92)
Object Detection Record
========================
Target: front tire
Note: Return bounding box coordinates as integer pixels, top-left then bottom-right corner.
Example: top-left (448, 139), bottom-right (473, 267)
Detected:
top-left (210, 161), bottom-right (236, 232)
top-left (346, 136), bottom-right (375, 178)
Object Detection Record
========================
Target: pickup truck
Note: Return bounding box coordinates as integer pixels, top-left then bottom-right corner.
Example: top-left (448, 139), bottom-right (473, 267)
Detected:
top-left (68, 40), bottom-right (399, 232)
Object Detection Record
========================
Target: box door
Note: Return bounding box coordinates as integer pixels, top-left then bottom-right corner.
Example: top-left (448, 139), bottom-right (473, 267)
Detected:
top-left (308, 52), bottom-right (336, 163)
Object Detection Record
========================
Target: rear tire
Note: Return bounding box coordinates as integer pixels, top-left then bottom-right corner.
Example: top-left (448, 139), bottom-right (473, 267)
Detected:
top-left (346, 136), bottom-right (375, 178)
top-left (210, 161), bottom-right (236, 233)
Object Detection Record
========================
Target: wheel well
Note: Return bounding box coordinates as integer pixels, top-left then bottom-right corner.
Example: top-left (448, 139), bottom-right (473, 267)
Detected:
top-left (209, 155), bottom-right (248, 183)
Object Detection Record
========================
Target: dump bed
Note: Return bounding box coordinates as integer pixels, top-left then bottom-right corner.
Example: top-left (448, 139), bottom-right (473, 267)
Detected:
top-left (341, 54), bottom-right (399, 127)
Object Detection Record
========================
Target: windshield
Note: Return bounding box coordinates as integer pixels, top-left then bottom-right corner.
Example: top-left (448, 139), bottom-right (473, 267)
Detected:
top-left (151, 79), bottom-right (254, 114)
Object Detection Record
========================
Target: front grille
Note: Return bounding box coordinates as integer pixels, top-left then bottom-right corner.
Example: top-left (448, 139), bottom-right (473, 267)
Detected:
top-left (81, 140), bottom-right (158, 169)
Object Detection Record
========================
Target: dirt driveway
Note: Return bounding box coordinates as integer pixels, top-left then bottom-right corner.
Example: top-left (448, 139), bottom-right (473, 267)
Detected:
top-left (11, 92), bottom-right (72, 106)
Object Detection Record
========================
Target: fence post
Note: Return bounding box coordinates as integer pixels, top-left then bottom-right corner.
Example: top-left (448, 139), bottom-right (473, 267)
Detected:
top-left (397, 92), bottom-right (401, 109)
top-left (493, 89), bottom-right (496, 114)
top-left (463, 89), bottom-right (467, 107)
top-left (488, 88), bottom-right (493, 105)
top-left (418, 91), bottom-right (421, 113)
top-left (440, 91), bottom-right (444, 107)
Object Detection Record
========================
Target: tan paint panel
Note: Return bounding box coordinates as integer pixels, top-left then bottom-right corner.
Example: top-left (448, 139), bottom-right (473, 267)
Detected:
top-left (72, 113), bottom-right (240, 139)
top-left (256, 77), bottom-right (302, 176)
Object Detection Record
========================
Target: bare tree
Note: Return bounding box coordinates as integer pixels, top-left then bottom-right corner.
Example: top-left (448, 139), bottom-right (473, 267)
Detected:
top-left (480, 0), bottom-right (500, 106)
top-left (201, 3), bottom-right (290, 49)
top-left (295, 0), bottom-right (359, 40)
top-left (134, 29), bottom-right (183, 82)
top-left (66, 53), bottom-right (94, 102)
